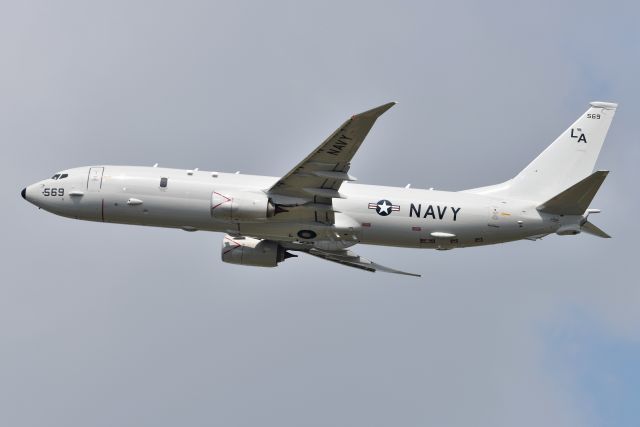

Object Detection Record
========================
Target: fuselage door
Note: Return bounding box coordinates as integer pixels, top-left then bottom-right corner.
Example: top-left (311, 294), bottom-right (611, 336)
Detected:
top-left (87, 167), bottom-right (104, 191)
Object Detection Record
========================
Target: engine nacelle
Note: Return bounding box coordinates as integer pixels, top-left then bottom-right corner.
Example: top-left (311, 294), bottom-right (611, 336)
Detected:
top-left (221, 234), bottom-right (294, 267)
top-left (556, 224), bottom-right (582, 236)
top-left (212, 191), bottom-right (275, 222)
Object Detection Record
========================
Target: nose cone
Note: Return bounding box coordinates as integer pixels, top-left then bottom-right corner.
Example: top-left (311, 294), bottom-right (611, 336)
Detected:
top-left (21, 187), bottom-right (26, 200)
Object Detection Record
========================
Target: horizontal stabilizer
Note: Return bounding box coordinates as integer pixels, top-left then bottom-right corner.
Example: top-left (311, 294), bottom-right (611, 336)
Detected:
top-left (537, 170), bottom-right (609, 215)
top-left (582, 221), bottom-right (611, 238)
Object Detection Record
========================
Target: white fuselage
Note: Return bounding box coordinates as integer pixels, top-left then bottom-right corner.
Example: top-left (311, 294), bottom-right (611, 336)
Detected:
top-left (23, 165), bottom-right (569, 250)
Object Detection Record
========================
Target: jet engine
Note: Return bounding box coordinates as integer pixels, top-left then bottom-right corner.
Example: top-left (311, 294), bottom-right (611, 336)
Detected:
top-left (221, 234), bottom-right (296, 267)
top-left (211, 191), bottom-right (275, 222)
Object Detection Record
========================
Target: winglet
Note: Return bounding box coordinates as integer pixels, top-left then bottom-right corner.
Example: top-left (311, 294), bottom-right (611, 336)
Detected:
top-left (369, 261), bottom-right (422, 277)
top-left (354, 102), bottom-right (397, 119)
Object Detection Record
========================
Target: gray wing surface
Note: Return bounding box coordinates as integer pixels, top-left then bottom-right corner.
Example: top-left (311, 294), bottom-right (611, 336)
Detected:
top-left (265, 103), bottom-right (414, 277)
top-left (305, 247), bottom-right (421, 277)
top-left (268, 102), bottom-right (396, 214)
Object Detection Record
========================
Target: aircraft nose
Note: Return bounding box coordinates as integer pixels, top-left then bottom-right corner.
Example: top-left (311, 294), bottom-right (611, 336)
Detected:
top-left (21, 187), bottom-right (26, 200)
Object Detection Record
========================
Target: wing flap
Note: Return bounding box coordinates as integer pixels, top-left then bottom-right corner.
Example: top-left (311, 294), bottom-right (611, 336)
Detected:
top-left (306, 248), bottom-right (421, 277)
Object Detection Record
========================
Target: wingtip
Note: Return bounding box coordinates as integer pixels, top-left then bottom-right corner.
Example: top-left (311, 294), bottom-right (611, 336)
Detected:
top-left (357, 101), bottom-right (397, 118)
top-left (397, 272), bottom-right (422, 278)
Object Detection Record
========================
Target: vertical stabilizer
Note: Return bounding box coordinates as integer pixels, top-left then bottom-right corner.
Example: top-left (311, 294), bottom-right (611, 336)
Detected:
top-left (506, 102), bottom-right (617, 201)
top-left (465, 102), bottom-right (617, 202)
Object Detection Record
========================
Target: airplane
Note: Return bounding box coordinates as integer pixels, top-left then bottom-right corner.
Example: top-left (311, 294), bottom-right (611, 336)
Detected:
top-left (21, 101), bottom-right (617, 277)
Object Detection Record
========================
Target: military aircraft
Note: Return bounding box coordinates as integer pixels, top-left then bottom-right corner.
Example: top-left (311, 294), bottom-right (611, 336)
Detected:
top-left (21, 101), bottom-right (617, 276)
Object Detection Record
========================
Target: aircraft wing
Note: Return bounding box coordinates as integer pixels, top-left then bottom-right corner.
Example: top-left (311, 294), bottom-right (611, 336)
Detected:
top-left (305, 247), bottom-right (421, 277)
top-left (268, 102), bottom-right (396, 206)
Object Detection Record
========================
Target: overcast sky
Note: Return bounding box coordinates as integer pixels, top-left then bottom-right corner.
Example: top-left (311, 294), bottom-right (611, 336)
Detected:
top-left (2, 1), bottom-right (639, 426)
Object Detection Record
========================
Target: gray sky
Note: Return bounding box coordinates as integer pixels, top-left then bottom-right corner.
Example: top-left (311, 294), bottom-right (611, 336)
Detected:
top-left (1, 1), bottom-right (639, 426)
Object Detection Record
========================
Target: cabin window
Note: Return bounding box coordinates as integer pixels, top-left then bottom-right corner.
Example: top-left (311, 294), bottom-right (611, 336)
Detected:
top-left (160, 177), bottom-right (168, 188)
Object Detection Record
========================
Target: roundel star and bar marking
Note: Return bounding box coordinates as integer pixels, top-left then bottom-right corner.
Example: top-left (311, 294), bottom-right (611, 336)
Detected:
top-left (368, 199), bottom-right (400, 216)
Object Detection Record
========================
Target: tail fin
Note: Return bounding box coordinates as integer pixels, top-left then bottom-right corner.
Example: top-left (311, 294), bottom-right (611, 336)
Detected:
top-left (508, 102), bottom-right (617, 201)
top-left (536, 170), bottom-right (609, 215)
top-left (465, 102), bottom-right (617, 202)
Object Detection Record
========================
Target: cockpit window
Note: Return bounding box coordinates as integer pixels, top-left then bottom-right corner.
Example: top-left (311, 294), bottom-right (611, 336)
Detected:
top-left (59, 173), bottom-right (68, 179)
top-left (51, 174), bottom-right (60, 180)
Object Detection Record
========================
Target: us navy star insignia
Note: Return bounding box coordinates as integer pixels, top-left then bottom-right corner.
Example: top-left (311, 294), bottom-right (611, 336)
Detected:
top-left (368, 199), bottom-right (400, 216)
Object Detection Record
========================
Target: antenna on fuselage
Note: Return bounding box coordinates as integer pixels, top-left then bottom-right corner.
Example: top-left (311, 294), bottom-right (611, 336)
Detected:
top-left (153, 163), bottom-right (158, 167)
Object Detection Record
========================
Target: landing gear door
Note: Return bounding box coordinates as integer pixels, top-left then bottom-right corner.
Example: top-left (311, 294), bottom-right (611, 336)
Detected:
top-left (87, 167), bottom-right (104, 191)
